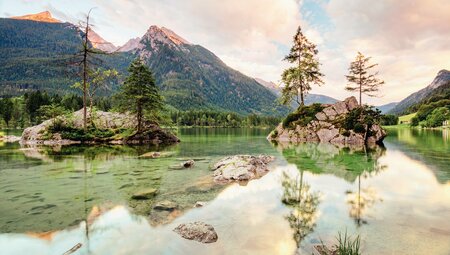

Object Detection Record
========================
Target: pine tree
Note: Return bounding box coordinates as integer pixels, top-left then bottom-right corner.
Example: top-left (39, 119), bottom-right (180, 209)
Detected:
top-left (345, 52), bottom-right (384, 105)
top-left (118, 58), bottom-right (164, 133)
top-left (281, 26), bottom-right (323, 106)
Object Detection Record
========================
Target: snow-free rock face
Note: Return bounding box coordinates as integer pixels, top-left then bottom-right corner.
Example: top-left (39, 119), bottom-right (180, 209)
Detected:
top-left (212, 155), bottom-right (275, 183)
top-left (268, 96), bottom-right (386, 146)
top-left (21, 110), bottom-right (179, 145)
top-left (12, 11), bottom-right (61, 23)
top-left (173, 222), bottom-right (218, 243)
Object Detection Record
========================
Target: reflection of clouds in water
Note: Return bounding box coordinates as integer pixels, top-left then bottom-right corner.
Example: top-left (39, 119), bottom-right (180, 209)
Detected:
top-left (0, 166), bottom-right (298, 255)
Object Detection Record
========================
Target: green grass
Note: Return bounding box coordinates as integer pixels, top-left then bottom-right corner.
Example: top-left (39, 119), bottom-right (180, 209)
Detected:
top-left (383, 124), bottom-right (411, 129)
top-left (334, 230), bottom-right (361, 255)
top-left (398, 112), bottom-right (416, 124)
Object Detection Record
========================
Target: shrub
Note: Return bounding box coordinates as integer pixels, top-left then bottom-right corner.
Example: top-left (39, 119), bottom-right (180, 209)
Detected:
top-left (380, 114), bottom-right (398, 126)
top-left (424, 107), bottom-right (450, 127)
top-left (282, 103), bottom-right (324, 128)
top-left (342, 106), bottom-right (381, 133)
top-left (353, 123), bottom-right (365, 133)
top-left (410, 116), bottom-right (419, 126)
top-left (270, 130), bottom-right (278, 138)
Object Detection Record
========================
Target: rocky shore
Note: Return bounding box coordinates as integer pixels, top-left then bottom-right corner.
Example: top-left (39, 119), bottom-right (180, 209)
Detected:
top-left (20, 109), bottom-right (179, 145)
top-left (268, 97), bottom-right (386, 146)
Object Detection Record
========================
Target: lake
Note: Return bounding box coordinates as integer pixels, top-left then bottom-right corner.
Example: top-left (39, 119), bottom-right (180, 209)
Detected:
top-left (0, 127), bottom-right (449, 255)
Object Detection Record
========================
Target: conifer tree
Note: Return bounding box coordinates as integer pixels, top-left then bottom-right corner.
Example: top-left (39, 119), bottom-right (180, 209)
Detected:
top-left (345, 52), bottom-right (384, 105)
top-left (281, 26), bottom-right (323, 107)
top-left (118, 58), bottom-right (163, 133)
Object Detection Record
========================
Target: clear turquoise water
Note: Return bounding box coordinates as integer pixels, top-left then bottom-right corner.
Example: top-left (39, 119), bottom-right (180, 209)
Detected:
top-left (0, 127), bottom-right (449, 255)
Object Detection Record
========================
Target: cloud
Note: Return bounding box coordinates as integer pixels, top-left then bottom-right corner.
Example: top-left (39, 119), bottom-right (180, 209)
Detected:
top-left (90, 0), bottom-right (304, 81)
top-left (313, 0), bottom-right (450, 104)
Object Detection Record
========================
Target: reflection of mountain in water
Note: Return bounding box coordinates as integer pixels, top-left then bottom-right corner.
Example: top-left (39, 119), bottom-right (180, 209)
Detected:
top-left (384, 128), bottom-right (450, 183)
top-left (275, 142), bottom-right (386, 182)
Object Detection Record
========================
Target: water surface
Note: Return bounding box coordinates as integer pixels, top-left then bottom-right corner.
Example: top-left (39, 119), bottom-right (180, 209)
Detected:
top-left (0, 127), bottom-right (449, 255)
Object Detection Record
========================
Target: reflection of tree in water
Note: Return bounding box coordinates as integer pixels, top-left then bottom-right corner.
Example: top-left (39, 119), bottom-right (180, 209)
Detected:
top-left (282, 171), bottom-right (320, 249)
top-left (345, 147), bottom-right (385, 227)
top-left (275, 142), bottom-right (386, 228)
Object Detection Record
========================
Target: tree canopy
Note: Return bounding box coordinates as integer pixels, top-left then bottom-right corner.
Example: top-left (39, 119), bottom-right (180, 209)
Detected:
top-left (117, 58), bottom-right (164, 133)
top-left (345, 52), bottom-right (384, 105)
top-left (281, 26), bottom-right (323, 107)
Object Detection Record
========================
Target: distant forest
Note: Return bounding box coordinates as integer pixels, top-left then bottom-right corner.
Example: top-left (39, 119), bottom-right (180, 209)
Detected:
top-left (0, 91), bottom-right (281, 129)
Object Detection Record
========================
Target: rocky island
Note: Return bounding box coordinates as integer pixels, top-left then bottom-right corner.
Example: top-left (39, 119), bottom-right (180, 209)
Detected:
top-left (268, 97), bottom-right (386, 146)
top-left (20, 109), bottom-right (179, 145)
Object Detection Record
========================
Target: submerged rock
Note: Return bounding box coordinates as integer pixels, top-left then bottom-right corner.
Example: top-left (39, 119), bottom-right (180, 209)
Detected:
top-left (0, 135), bottom-right (21, 143)
top-left (131, 188), bottom-right (158, 199)
top-left (140, 152), bottom-right (161, 158)
top-left (212, 155), bottom-right (275, 183)
top-left (153, 200), bottom-right (178, 211)
top-left (194, 201), bottom-right (207, 208)
top-left (268, 96), bottom-right (386, 146)
top-left (173, 222), bottom-right (218, 243)
top-left (182, 160), bottom-right (195, 168)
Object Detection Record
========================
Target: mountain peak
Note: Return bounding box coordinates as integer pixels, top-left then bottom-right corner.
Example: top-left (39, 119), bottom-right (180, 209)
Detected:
top-left (429, 69), bottom-right (450, 89)
top-left (145, 25), bottom-right (191, 45)
top-left (118, 37), bottom-right (141, 52)
top-left (87, 28), bottom-right (117, 52)
top-left (12, 11), bottom-right (61, 23)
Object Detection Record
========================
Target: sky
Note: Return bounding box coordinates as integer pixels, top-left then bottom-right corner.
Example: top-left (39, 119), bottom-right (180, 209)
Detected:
top-left (1, 0), bottom-right (450, 105)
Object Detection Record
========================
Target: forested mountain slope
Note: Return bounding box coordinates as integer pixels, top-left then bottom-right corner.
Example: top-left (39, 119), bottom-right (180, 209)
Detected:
top-left (0, 15), bottom-right (285, 115)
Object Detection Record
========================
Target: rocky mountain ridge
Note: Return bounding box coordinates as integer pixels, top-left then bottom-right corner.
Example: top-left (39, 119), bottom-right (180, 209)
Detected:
top-left (12, 11), bottom-right (61, 23)
top-left (1, 12), bottom-right (284, 115)
top-left (389, 69), bottom-right (450, 114)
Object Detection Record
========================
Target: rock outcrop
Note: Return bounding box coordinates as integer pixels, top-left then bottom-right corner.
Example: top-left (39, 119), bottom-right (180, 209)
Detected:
top-left (212, 155), bottom-right (275, 183)
top-left (268, 97), bottom-right (386, 146)
top-left (21, 109), bottom-right (179, 145)
top-left (0, 135), bottom-right (21, 143)
top-left (173, 222), bottom-right (218, 243)
top-left (131, 188), bottom-right (158, 200)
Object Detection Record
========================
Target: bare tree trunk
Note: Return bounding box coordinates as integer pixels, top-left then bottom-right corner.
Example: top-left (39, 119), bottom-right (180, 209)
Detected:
top-left (359, 66), bottom-right (362, 106)
top-left (82, 15), bottom-right (90, 131)
top-left (298, 48), bottom-right (304, 106)
top-left (137, 102), bottom-right (142, 134)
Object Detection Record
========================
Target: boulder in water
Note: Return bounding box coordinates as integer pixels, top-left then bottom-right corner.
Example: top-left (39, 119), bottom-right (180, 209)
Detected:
top-left (173, 222), bottom-right (218, 243)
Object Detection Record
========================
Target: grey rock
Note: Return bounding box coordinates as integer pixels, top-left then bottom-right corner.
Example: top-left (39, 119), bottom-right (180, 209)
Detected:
top-left (322, 107), bottom-right (338, 120)
top-left (20, 109), bottom-right (179, 145)
top-left (182, 160), bottom-right (195, 168)
top-left (268, 96), bottom-right (386, 146)
top-left (344, 96), bottom-right (359, 110)
top-left (212, 155), bottom-right (275, 183)
top-left (0, 135), bottom-right (21, 143)
top-left (317, 128), bottom-right (339, 142)
top-left (153, 200), bottom-right (177, 211)
top-left (332, 101), bottom-right (349, 114)
top-left (194, 201), bottom-right (207, 208)
top-left (315, 112), bottom-right (327, 121)
top-left (173, 222), bottom-right (218, 243)
top-left (131, 188), bottom-right (158, 199)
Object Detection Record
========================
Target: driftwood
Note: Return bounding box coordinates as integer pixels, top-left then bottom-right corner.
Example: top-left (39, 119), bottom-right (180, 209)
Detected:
top-left (62, 243), bottom-right (82, 255)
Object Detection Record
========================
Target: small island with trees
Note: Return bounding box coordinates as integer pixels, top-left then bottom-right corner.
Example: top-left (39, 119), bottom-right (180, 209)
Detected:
top-left (269, 27), bottom-right (386, 146)
top-left (21, 58), bottom-right (179, 146)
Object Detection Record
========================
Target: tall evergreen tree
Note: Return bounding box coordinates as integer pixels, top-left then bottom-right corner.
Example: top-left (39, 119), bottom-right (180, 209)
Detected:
top-left (345, 52), bottom-right (384, 105)
top-left (281, 26), bottom-right (323, 106)
top-left (118, 58), bottom-right (163, 133)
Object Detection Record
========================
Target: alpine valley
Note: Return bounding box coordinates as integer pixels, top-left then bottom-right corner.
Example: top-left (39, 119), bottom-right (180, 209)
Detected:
top-left (0, 11), bottom-right (294, 115)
